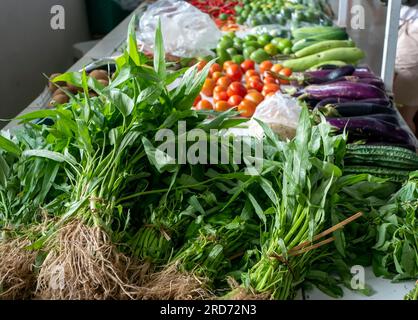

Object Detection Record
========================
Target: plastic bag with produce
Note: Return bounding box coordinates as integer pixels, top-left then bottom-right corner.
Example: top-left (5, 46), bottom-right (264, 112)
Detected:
top-left (139, 0), bottom-right (221, 58)
top-left (248, 93), bottom-right (302, 140)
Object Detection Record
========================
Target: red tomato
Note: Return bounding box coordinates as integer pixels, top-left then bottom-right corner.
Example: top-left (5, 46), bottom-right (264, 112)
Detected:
top-left (196, 60), bottom-right (207, 71)
top-left (226, 64), bottom-right (243, 82)
top-left (201, 78), bottom-right (215, 97)
top-left (214, 85), bottom-right (227, 94)
top-left (214, 100), bottom-right (230, 112)
top-left (271, 64), bottom-right (283, 74)
top-left (213, 90), bottom-right (229, 102)
top-left (248, 78), bottom-right (264, 92)
top-left (262, 83), bottom-right (280, 96)
top-left (228, 95), bottom-right (243, 107)
top-left (263, 76), bottom-right (277, 85)
top-left (238, 99), bottom-right (257, 118)
top-left (245, 69), bottom-right (259, 78)
top-left (217, 76), bottom-right (232, 87)
top-left (196, 100), bottom-right (213, 110)
top-left (259, 60), bottom-right (273, 74)
top-left (240, 59), bottom-right (255, 72)
top-left (279, 67), bottom-right (293, 77)
top-left (245, 91), bottom-right (264, 106)
top-left (227, 82), bottom-right (247, 97)
top-left (193, 94), bottom-right (202, 107)
top-left (210, 63), bottom-right (222, 76)
top-left (223, 60), bottom-right (234, 71)
top-left (212, 71), bottom-right (224, 83)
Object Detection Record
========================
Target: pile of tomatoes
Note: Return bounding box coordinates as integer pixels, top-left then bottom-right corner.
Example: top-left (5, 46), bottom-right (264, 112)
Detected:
top-left (194, 59), bottom-right (293, 118)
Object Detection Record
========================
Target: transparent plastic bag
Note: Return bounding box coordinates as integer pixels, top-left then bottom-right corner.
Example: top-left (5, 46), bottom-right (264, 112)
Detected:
top-left (139, 0), bottom-right (221, 58)
top-left (248, 93), bottom-right (302, 140)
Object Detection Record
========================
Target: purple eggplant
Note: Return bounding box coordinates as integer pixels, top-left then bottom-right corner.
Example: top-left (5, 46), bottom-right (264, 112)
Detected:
top-left (326, 76), bottom-right (384, 89)
top-left (303, 82), bottom-right (388, 100)
top-left (304, 65), bottom-right (355, 84)
top-left (357, 98), bottom-right (392, 106)
top-left (355, 66), bottom-right (372, 73)
top-left (315, 97), bottom-right (391, 109)
top-left (315, 97), bottom-right (351, 108)
top-left (352, 71), bottom-right (380, 79)
top-left (354, 78), bottom-right (384, 89)
top-left (327, 117), bottom-right (415, 146)
top-left (332, 103), bottom-right (396, 117)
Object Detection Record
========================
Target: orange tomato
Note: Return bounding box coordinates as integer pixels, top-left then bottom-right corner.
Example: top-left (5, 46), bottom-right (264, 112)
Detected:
top-left (245, 91), bottom-right (264, 106)
top-left (217, 76), bottom-right (232, 87)
top-left (223, 60), bottom-right (234, 71)
top-left (240, 59), bottom-right (255, 72)
top-left (212, 71), bottom-right (224, 83)
top-left (196, 100), bottom-right (213, 110)
top-left (226, 64), bottom-right (243, 82)
top-left (196, 60), bottom-right (207, 71)
top-left (259, 60), bottom-right (273, 74)
top-left (279, 67), bottom-right (292, 85)
top-left (263, 76), bottom-right (277, 85)
top-left (262, 83), bottom-right (280, 96)
top-left (279, 67), bottom-right (293, 77)
top-left (228, 95), bottom-right (243, 107)
top-left (238, 99), bottom-right (257, 118)
top-left (264, 92), bottom-right (276, 98)
top-left (193, 94), bottom-right (202, 107)
top-left (214, 100), bottom-right (230, 112)
top-left (271, 64), bottom-right (283, 74)
top-left (210, 63), bottom-right (222, 76)
top-left (214, 85), bottom-right (227, 94)
top-left (201, 78), bottom-right (215, 97)
top-left (245, 69), bottom-right (259, 79)
top-left (227, 82), bottom-right (247, 97)
top-left (213, 90), bottom-right (229, 102)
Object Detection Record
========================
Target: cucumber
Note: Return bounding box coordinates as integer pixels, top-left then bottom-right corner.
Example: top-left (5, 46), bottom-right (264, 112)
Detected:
top-left (345, 156), bottom-right (418, 170)
top-left (292, 39), bottom-right (322, 53)
top-left (283, 47), bottom-right (364, 72)
top-left (346, 144), bottom-right (418, 162)
top-left (343, 166), bottom-right (410, 182)
top-left (292, 26), bottom-right (346, 40)
top-left (295, 40), bottom-right (355, 58)
top-left (308, 30), bottom-right (349, 41)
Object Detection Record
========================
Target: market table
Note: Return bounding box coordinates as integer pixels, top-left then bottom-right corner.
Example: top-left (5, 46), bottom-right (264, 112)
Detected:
top-left (1, 1), bottom-right (416, 301)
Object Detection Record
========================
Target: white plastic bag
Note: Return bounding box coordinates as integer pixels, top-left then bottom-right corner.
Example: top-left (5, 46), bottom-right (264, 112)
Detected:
top-left (139, 0), bottom-right (221, 58)
top-left (248, 93), bottom-right (302, 140)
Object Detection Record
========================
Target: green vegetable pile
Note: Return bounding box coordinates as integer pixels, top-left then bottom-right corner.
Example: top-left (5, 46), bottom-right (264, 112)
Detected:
top-left (0, 16), bottom-right (417, 301)
top-left (235, 0), bottom-right (332, 28)
top-left (284, 26), bottom-right (365, 72)
top-left (216, 32), bottom-right (293, 64)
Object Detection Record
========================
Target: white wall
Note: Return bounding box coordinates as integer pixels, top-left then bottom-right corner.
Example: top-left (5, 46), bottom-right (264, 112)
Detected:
top-left (329, 0), bottom-right (387, 74)
top-left (0, 0), bottom-right (91, 124)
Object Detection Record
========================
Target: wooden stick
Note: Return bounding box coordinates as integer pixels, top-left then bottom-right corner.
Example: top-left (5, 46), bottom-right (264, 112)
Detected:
top-left (271, 237), bottom-right (335, 261)
top-left (289, 237), bottom-right (336, 257)
top-left (289, 212), bottom-right (363, 252)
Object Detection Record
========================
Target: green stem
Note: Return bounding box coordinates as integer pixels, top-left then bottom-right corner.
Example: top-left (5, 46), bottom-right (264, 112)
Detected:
top-left (117, 176), bottom-right (224, 203)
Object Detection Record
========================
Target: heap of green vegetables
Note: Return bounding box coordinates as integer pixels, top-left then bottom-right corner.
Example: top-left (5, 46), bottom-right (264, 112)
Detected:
top-left (0, 16), bottom-right (417, 300)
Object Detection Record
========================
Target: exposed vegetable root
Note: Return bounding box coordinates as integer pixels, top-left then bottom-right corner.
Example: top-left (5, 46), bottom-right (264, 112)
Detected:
top-left (0, 238), bottom-right (37, 300)
top-left (137, 263), bottom-right (212, 300)
top-left (222, 278), bottom-right (270, 300)
top-left (35, 220), bottom-right (144, 300)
